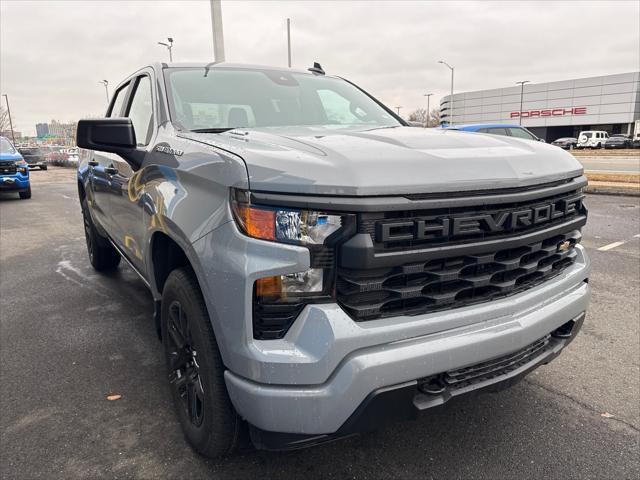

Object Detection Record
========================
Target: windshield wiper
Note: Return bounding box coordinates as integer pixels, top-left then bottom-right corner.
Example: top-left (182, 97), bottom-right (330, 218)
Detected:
top-left (191, 128), bottom-right (236, 134)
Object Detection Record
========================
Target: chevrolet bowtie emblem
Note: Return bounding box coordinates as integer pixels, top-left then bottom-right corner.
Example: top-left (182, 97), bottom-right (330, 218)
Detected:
top-left (558, 240), bottom-right (572, 252)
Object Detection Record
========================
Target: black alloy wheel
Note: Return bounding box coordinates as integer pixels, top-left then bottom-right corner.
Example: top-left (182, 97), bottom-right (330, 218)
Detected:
top-left (167, 299), bottom-right (205, 428)
top-left (161, 267), bottom-right (242, 458)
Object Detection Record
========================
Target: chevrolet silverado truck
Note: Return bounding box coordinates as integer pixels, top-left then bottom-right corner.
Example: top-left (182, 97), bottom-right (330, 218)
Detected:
top-left (76, 63), bottom-right (590, 458)
top-left (1, 136), bottom-right (31, 199)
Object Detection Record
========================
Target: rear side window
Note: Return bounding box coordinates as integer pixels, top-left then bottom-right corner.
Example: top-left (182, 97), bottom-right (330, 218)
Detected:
top-left (508, 127), bottom-right (537, 140)
top-left (126, 76), bottom-right (154, 146)
top-left (583, 132), bottom-right (593, 138)
top-left (108, 83), bottom-right (130, 117)
top-left (485, 127), bottom-right (509, 136)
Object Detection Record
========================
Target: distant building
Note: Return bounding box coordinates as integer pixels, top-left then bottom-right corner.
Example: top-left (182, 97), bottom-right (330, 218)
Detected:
top-left (35, 119), bottom-right (77, 145)
top-left (440, 72), bottom-right (640, 141)
top-left (36, 123), bottom-right (49, 138)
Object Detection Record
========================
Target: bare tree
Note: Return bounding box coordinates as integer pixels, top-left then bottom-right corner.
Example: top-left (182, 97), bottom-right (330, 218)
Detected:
top-left (408, 107), bottom-right (441, 127)
top-left (408, 108), bottom-right (428, 126)
top-left (0, 106), bottom-right (10, 133)
top-left (428, 108), bottom-right (440, 127)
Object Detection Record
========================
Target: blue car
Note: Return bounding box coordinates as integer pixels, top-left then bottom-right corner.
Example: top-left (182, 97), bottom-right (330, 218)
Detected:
top-left (447, 123), bottom-right (544, 142)
top-left (0, 136), bottom-right (31, 199)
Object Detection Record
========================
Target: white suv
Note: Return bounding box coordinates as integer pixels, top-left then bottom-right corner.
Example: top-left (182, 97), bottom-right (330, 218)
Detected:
top-left (577, 130), bottom-right (608, 149)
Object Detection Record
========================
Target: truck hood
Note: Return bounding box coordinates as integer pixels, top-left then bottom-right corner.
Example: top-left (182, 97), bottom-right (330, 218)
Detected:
top-left (179, 126), bottom-right (583, 196)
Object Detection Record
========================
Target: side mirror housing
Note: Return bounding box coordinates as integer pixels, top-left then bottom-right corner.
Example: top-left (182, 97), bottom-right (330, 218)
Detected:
top-left (76, 118), bottom-right (142, 167)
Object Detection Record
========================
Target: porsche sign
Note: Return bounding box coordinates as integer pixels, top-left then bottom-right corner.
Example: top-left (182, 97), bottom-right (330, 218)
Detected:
top-left (510, 107), bottom-right (587, 119)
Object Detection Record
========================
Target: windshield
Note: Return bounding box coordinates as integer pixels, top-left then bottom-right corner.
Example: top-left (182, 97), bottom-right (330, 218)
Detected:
top-left (165, 67), bottom-right (401, 131)
top-left (0, 137), bottom-right (16, 155)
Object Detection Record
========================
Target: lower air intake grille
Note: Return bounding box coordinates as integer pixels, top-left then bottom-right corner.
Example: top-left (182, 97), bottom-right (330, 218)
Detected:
top-left (442, 334), bottom-right (552, 389)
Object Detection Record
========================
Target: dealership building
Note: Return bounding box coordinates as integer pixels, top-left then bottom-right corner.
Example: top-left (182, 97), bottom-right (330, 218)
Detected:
top-left (440, 72), bottom-right (639, 141)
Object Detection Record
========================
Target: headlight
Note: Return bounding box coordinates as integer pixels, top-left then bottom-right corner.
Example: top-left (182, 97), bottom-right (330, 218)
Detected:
top-left (231, 189), bottom-right (352, 339)
top-left (230, 188), bottom-right (343, 245)
top-left (15, 161), bottom-right (28, 174)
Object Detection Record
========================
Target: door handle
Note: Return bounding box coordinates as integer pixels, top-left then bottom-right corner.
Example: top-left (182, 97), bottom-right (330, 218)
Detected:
top-left (105, 166), bottom-right (118, 175)
top-left (88, 160), bottom-right (99, 167)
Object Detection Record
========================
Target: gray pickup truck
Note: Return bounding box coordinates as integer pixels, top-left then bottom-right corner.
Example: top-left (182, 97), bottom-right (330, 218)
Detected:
top-left (76, 62), bottom-right (590, 457)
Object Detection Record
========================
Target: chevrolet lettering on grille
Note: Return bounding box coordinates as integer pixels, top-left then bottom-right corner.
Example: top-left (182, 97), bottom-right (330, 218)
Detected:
top-left (376, 195), bottom-right (584, 242)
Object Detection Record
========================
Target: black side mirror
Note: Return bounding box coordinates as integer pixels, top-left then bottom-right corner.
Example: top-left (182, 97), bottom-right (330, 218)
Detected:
top-left (76, 118), bottom-right (143, 167)
top-left (77, 118), bottom-right (136, 151)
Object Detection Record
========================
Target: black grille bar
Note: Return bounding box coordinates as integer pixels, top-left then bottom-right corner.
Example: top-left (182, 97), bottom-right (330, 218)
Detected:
top-left (337, 230), bottom-right (581, 321)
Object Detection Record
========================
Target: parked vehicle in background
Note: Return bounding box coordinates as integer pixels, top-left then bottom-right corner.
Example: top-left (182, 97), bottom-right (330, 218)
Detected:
top-left (76, 62), bottom-right (590, 458)
top-left (0, 136), bottom-right (31, 199)
top-left (604, 134), bottom-right (632, 149)
top-left (44, 150), bottom-right (70, 165)
top-left (576, 130), bottom-right (608, 149)
top-left (65, 147), bottom-right (79, 163)
top-left (634, 120), bottom-right (640, 148)
top-left (552, 137), bottom-right (578, 150)
top-left (17, 146), bottom-right (48, 170)
top-left (449, 123), bottom-right (544, 142)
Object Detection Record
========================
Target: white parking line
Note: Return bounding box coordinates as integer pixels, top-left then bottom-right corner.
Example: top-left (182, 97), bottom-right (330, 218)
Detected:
top-left (598, 241), bottom-right (626, 251)
top-left (634, 234), bottom-right (640, 238)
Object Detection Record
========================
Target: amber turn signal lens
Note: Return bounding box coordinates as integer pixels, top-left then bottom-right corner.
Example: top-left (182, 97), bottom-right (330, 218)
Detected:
top-left (235, 203), bottom-right (276, 241)
top-left (256, 276), bottom-right (282, 298)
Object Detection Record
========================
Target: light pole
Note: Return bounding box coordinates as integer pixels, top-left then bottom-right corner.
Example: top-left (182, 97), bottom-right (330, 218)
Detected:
top-left (516, 80), bottom-right (530, 126)
top-left (286, 18), bottom-right (292, 67)
top-left (1, 94), bottom-right (16, 144)
top-left (158, 37), bottom-right (174, 62)
top-left (99, 80), bottom-right (109, 104)
top-left (423, 93), bottom-right (433, 127)
top-left (395, 106), bottom-right (402, 116)
top-left (438, 60), bottom-right (454, 126)
top-left (210, 0), bottom-right (225, 62)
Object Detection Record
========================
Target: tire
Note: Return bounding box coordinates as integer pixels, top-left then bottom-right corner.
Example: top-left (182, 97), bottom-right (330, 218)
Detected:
top-left (41, 165), bottom-right (48, 171)
top-left (19, 186), bottom-right (31, 199)
top-left (81, 197), bottom-right (120, 271)
top-left (162, 267), bottom-right (242, 458)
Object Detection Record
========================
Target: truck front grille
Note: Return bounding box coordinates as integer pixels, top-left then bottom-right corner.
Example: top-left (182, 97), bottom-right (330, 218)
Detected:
top-left (0, 161), bottom-right (16, 175)
top-left (337, 230), bottom-right (581, 321)
top-left (336, 182), bottom-right (587, 322)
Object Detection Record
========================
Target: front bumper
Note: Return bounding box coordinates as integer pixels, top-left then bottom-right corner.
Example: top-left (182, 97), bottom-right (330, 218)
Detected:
top-left (0, 174), bottom-right (30, 191)
top-left (193, 222), bottom-right (591, 437)
top-left (249, 312), bottom-right (585, 450)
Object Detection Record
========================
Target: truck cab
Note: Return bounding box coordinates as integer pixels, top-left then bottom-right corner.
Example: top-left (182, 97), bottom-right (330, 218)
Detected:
top-left (0, 136), bottom-right (31, 199)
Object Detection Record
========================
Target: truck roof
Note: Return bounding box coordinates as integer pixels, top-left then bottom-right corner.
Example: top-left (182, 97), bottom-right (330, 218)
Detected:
top-left (150, 62), bottom-right (327, 77)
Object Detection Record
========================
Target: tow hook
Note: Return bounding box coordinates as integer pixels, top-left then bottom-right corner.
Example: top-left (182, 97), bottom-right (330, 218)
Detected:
top-left (418, 375), bottom-right (446, 395)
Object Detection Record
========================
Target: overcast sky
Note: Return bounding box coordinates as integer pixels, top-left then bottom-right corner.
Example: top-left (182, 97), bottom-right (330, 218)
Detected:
top-left (1, 0), bottom-right (638, 136)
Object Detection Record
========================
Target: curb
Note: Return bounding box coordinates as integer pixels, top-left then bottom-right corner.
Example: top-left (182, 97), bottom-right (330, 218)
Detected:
top-left (585, 185), bottom-right (640, 197)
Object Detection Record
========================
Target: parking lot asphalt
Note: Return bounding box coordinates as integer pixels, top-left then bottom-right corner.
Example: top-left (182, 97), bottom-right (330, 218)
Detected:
top-left (576, 154), bottom-right (640, 174)
top-left (1, 168), bottom-right (639, 479)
